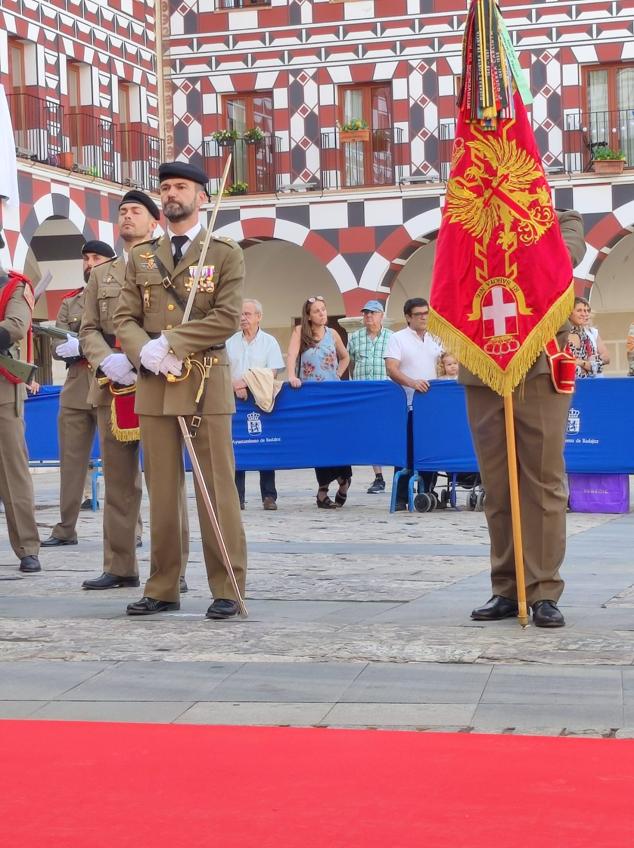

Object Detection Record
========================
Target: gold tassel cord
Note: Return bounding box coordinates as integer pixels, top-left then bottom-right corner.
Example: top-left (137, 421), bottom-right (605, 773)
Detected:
top-left (428, 282), bottom-right (574, 397)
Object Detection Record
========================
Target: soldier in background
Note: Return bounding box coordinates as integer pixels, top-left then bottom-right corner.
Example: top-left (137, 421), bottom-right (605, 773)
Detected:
top-left (0, 234), bottom-right (41, 572)
top-left (79, 191), bottom-right (188, 591)
top-left (41, 240), bottom-right (115, 548)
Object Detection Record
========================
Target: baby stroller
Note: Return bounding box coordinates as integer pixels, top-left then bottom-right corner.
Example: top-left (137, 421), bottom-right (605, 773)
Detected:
top-left (412, 470), bottom-right (485, 512)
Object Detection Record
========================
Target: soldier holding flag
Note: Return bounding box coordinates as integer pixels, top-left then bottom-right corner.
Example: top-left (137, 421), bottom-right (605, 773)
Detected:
top-left (429, 0), bottom-right (586, 627)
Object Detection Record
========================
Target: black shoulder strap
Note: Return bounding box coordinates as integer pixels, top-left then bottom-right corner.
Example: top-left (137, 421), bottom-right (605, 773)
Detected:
top-left (150, 243), bottom-right (188, 312)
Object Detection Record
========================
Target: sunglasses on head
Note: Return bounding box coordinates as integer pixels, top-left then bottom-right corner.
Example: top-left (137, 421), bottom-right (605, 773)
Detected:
top-left (307, 296), bottom-right (325, 303)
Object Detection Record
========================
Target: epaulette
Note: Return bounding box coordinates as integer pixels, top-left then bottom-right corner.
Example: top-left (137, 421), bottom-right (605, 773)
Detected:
top-left (211, 234), bottom-right (239, 249)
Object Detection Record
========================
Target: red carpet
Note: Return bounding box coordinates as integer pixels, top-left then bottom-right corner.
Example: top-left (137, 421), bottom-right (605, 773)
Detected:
top-left (1, 721), bottom-right (633, 847)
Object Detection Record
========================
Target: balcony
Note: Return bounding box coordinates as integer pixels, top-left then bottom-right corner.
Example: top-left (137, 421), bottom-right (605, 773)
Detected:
top-left (320, 127), bottom-right (404, 190)
top-left (216, 0), bottom-right (271, 7)
top-left (204, 135), bottom-right (281, 195)
top-left (6, 93), bottom-right (163, 192)
top-left (562, 109), bottom-right (634, 173)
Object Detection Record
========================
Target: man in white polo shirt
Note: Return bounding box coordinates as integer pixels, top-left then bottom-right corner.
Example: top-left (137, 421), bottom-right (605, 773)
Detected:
top-left (384, 297), bottom-right (442, 509)
top-left (226, 298), bottom-right (285, 510)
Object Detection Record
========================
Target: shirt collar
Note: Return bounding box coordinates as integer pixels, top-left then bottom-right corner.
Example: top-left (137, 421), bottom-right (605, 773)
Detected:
top-left (167, 222), bottom-right (202, 245)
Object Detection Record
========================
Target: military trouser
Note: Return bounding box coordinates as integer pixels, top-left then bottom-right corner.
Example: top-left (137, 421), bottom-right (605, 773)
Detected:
top-left (0, 402), bottom-right (40, 559)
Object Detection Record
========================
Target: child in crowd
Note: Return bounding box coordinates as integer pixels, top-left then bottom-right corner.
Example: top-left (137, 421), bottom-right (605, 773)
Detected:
top-left (437, 351), bottom-right (459, 379)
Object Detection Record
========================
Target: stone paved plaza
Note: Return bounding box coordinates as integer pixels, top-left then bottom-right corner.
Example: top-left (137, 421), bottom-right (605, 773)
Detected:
top-left (1, 467), bottom-right (634, 736)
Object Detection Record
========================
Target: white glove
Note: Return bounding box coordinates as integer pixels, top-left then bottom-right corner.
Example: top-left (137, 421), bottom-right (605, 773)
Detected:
top-left (57, 334), bottom-right (81, 359)
top-left (139, 335), bottom-right (170, 375)
top-left (100, 353), bottom-right (136, 384)
top-left (158, 353), bottom-right (183, 377)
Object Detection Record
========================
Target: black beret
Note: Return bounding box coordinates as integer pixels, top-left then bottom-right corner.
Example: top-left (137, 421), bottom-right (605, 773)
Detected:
top-left (119, 190), bottom-right (161, 221)
top-left (81, 240), bottom-right (115, 258)
top-left (158, 161), bottom-right (209, 187)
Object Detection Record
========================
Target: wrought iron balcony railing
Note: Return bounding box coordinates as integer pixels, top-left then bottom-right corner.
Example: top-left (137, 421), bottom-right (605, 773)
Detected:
top-left (320, 127), bottom-right (404, 190)
top-left (204, 135), bottom-right (281, 195)
top-left (216, 0), bottom-right (271, 8)
top-left (7, 95), bottom-right (163, 191)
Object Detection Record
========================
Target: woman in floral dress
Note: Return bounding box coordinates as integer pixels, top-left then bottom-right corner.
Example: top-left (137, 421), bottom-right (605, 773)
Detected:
top-left (287, 296), bottom-right (352, 508)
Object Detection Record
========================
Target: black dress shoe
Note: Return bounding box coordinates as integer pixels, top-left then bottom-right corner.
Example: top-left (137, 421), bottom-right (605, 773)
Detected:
top-left (532, 600), bottom-right (565, 628)
top-left (80, 498), bottom-right (98, 510)
top-left (41, 536), bottom-right (78, 547)
top-left (179, 576), bottom-right (188, 593)
top-left (126, 597), bottom-right (180, 616)
top-left (471, 595), bottom-right (518, 621)
top-left (19, 555), bottom-right (41, 573)
top-left (136, 537), bottom-right (142, 548)
top-left (83, 572), bottom-right (140, 590)
top-left (206, 598), bottom-right (240, 620)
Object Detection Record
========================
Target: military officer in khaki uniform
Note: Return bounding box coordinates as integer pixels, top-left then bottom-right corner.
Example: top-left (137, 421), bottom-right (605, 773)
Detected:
top-left (0, 248), bottom-right (41, 573)
top-left (114, 161), bottom-right (247, 618)
top-left (466, 210), bottom-right (587, 628)
top-left (79, 192), bottom-right (158, 588)
top-left (42, 240), bottom-right (115, 547)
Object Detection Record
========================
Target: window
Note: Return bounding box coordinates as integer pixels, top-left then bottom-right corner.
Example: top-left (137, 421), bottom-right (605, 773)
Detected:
top-left (216, 0), bottom-right (271, 8)
top-left (8, 39), bottom-right (26, 91)
top-left (339, 83), bottom-right (393, 187)
top-left (223, 92), bottom-right (274, 193)
top-left (583, 64), bottom-right (634, 164)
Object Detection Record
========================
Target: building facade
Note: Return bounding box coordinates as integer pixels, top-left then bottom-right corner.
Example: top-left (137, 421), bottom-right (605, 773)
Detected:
top-left (2, 0), bottom-right (634, 370)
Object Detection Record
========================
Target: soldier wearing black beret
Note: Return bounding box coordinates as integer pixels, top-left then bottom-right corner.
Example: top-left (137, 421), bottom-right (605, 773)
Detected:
top-left (115, 160), bottom-right (247, 619)
top-left (78, 188), bottom-right (190, 591)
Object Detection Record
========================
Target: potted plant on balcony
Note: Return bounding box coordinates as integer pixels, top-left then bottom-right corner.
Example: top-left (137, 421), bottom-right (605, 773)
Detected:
top-left (212, 129), bottom-right (239, 147)
top-left (591, 146), bottom-right (626, 175)
top-left (339, 119), bottom-right (370, 143)
top-left (226, 181), bottom-right (249, 196)
top-left (244, 127), bottom-right (265, 145)
top-left (58, 151), bottom-right (74, 170)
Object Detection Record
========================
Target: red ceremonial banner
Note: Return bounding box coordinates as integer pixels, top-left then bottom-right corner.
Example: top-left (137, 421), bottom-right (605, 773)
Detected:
top-left (429, 2), bottom-right (574, 397)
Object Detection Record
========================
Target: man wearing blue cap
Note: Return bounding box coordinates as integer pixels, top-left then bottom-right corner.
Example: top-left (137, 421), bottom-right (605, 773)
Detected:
top-left (347, 299), bottom-right (393, 493)
top-left (42, 239), bottom-right (116, 548)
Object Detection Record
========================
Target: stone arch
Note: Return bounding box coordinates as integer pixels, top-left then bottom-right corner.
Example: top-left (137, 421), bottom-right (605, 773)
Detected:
top-left (583, 204), bottom-right (634, 297)
top-left (12, 192), bottom-right (97, 270)
top-left (214, 216), bottom-right (358, 293)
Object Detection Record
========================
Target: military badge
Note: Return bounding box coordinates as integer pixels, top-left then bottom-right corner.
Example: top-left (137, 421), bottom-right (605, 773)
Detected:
top-left (185, 265), bottom-right (215, 293)
top-left (143, 285), bottom-right (151, 310)
top-left (139, 251), bottom-right (156, 271)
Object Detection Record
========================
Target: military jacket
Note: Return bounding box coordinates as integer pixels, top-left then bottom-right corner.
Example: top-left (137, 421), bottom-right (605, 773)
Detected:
top-left (53, 289), bottom-right (93, 410)
top-left (0, 281), bottom-right (31, 410)
top-left (459, 210), bottom-right (587, 387)
top-left (113, 229), bottom-right (244, 416)
top-left (80, 256), bottom-right (128, 407)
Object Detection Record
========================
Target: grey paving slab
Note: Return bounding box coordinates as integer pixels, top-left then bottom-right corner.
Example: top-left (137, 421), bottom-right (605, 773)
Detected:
top-left (0, 701), bottom-right (48, 718)
top-left (0, 660), bottom-right (112, 699)
top-left (176, 701), bottom-right (333, 726)
top-left (472, 701), bottom-right (624, 731)
top-left (339, 661), bottom-right (492, 703)
top-left (54, 661), bottom-right (242, 702)
top-left (481, 666), bottom-right (623, 706)
top-left (322, 703), bottom-right (476, 727)
top-left (209, 661), bottom-right (366, 702)
top-left (32, 700), bottom-right (194, 723)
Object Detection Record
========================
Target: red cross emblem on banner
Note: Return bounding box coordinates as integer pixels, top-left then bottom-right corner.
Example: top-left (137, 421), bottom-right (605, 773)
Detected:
top-left (482, 285), bottom-right (519, 339)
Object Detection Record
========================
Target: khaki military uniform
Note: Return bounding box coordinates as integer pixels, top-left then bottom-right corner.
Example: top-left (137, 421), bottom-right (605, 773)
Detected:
top-left (80, 258), bottom-right (144, 577)
top-left (0, 280), bottom-right (40, 558)
top-left (114, 231), bottom-right (246, 604)
top-left (80, 258), bottom-right (189, 576)
top-left (49, 289), bottom-right (98, 542)
top-left (460, 210), bottom-right (587, 605)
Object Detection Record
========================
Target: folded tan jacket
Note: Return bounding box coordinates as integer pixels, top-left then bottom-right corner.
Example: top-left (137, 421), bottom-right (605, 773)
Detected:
top-left (243, 367), bottom-right (283, 412)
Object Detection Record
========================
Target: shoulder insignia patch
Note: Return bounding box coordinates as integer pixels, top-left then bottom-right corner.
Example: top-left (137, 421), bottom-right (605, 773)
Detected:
top-left (23, 285), bottom-right (35, 311)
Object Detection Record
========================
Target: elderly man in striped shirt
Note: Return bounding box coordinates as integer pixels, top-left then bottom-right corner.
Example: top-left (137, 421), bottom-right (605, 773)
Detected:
top-left (347, 300), bottom-right (393, 494)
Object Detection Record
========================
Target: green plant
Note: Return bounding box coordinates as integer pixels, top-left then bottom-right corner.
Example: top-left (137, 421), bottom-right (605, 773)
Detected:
top-left (212, 129), bottom-right (239, 144)
top-left (592, 146), bottom-right (626, 161)
top-left (244, 126), bottom-right (265, 143)
top-left (226, 181), bottom-right (249, 195)
top-left (340, 118), bottom-right (368, 132)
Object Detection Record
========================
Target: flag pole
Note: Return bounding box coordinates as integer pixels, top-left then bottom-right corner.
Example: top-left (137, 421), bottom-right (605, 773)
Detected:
top-left (503, 395), bottom-right (530, 627)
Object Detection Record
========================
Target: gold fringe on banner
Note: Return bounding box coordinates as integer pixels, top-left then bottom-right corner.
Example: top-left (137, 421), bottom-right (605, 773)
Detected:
top-left (108, 383), bottom-right (140, 443)
top-left (428, 282), bottom-right (574, 397)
